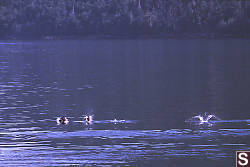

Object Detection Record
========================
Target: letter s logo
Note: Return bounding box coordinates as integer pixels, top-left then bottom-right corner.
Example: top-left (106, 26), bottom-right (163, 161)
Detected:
top-left (238, 153), bottom-right (248, 166)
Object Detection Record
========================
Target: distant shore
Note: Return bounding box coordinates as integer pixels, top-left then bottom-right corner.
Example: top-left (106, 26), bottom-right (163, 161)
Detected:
top-left (1, 0), bottom-right (249, 41)
top-left (1, 33), bottom-right (250, 41)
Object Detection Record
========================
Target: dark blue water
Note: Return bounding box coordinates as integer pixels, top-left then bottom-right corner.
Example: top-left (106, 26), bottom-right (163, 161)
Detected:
top-left (0, 39), bottom-right (249, 166)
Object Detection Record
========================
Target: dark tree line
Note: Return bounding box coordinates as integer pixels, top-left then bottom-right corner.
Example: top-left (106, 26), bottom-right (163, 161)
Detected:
top-left (0, 0), bottom-right (249, 38)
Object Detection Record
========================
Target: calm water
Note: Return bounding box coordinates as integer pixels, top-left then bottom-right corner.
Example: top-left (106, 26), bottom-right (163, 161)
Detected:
top-left (0, 39), bottom-right (249, 166)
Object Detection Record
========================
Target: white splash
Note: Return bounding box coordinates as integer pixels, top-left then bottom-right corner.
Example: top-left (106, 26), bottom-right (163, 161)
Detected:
top-left (110, 119), bottom-right (126, 124)
top-left (192, 114), bottom-right (220, 124)
top-left (112, 119), bottom-right (118, 123)
top-left (83, 115), bottom-right (94, 124)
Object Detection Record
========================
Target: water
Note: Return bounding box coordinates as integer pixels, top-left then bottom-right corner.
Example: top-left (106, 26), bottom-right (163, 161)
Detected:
top-left (0, 39), bottom-right (249, 166)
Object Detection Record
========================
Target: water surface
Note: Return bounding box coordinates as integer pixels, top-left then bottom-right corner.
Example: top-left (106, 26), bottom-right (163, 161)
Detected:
top-left (0, 39), bottom-right (249, 166)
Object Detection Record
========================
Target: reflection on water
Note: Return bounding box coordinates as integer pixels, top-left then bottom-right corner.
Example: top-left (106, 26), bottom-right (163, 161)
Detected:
top-left (0, 40), bottom-right (250, 166)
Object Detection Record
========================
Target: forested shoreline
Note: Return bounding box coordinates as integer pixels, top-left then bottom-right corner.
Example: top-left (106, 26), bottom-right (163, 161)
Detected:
top-left (0, 0), bottom-right (249, 39)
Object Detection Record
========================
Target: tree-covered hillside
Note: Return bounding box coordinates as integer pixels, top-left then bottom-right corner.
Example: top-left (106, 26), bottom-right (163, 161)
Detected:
top-left (0, 0), bottom-right (249, 38)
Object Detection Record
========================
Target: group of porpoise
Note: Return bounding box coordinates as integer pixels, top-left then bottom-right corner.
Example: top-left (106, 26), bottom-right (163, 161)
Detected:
top-left (57, 114), bottom-right (219, 125)
top-left (57, 115), bottom-right (93, 125)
